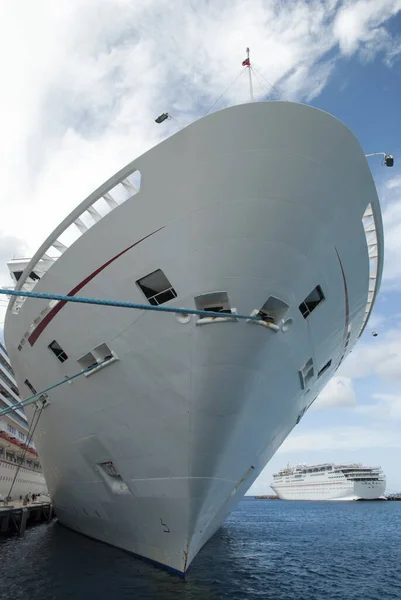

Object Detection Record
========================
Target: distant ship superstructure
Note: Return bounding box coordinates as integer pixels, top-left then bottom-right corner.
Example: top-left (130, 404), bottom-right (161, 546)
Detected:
top-left (272, 463), bottom-right (386, 500)
top-left (0, 341), bottom-right (47, 500)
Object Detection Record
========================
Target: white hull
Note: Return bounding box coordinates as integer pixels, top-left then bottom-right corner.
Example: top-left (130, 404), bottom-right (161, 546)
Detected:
top-left (272, 479), bottom-right (386, 501)
top-left (4, 102), bottom-right (383, 573)
top-left (272, 462), bottom-right (386, 501)
top-left (0, 459), bottom-right (47, 501)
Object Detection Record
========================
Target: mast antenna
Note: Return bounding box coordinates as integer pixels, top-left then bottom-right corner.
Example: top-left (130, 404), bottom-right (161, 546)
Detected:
top-left (242, 47), bottom-right (254, 101)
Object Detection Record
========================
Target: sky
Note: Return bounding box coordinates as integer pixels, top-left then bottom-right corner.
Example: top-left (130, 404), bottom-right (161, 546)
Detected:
top-left (0, 0), bottom-right (401, 493)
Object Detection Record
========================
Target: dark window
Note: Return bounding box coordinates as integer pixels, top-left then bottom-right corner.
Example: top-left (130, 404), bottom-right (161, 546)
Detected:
top-left (299, 285), bottom-right (324, 318)
top-left (136, 269), bottom-right (177, 306)
top-left (318, 360), bottom-right (332, 377)
top-left (24, 379), bottom-right (37, 395)
top-left (29, 271), bottom-right (40, 281)
top-left (48, 340), bottom-right (68, 363)
top-left (13, 271), bottom-right (23, 281)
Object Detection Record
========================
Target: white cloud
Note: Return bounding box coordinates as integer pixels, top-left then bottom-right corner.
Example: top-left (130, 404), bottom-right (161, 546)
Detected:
top-left (278, 424), bottom-right (401, 452)
top-left (367, 311), bottom-right (387, 330)
top-left (339, 329), bottom-right (401, 380)
top-left (386, 175), bottom-right (401, 190)
top-left (333, 0), bottom-right (401, 58)
top-left (312, 376), bottom-right (357, 409)
top-left (355, 393), bottom-right (401, 420)
top-left (1, 0), bottom-right (401, 328)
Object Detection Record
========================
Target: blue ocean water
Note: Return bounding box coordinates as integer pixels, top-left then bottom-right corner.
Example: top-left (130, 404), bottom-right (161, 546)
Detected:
top-left (1, 499), bottom-right (401, 600)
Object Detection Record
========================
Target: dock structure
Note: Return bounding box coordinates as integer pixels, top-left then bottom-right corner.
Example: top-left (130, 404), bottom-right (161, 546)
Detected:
top-left (255, 495), bottom-right (279, 499)
top-left (0, 500), bottom-right (53, 535)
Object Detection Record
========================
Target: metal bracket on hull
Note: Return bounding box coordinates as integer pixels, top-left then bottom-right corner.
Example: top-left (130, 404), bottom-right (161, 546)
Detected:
top-left (195, 310), bottom-right (239, 326)
top-left (96, 461), bottom-right (131, 495)
top-left (34, 394), bottom-right (50, 410)
top-left (246, 309), bottom-right (280, 331)
top-left (83, 356), bottom-right (118, 378)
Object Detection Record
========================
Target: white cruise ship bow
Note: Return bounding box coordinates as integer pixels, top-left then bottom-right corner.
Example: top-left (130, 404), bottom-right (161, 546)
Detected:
top-left (3, 101), bottom-right (384, 573)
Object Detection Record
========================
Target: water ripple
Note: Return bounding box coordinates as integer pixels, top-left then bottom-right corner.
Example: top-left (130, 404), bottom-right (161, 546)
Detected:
top-left (1, 499), bottom-right (400, 600)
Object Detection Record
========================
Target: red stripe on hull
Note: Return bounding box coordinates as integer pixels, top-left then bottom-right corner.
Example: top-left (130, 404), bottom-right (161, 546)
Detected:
top-left (28, 227), bottom-right (164, 346)
top-left (334, 247), bottom-right (350, 355)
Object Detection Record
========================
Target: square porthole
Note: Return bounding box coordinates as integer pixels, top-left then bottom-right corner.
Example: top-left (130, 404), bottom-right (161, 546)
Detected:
top-left (299, 285), bottom-right (324, 318)
top-left (136, 269), bottom-right (177, 306)
top-left (48, 340), bottom-right (68, 363)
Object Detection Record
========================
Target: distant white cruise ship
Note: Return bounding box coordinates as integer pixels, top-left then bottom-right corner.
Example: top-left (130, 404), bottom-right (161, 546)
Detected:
top-left (0, 341), bottom-right (47, 501)
top-left (3, 100), bottom-right (386, 573)
top-left (271, 463), bottom-right (386, 500)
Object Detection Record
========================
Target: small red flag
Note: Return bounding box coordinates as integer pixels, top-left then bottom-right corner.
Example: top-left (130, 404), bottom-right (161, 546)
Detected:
top-left (242, 57), bottom-right (250, 67)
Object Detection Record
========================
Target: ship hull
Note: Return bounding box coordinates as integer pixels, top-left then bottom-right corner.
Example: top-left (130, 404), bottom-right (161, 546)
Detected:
top-left (0, 460), bottom-right (47, 501)
top-left (4, 102), bottom-right (383, 572)
top-left (272, 479), bottom-right (386, 501)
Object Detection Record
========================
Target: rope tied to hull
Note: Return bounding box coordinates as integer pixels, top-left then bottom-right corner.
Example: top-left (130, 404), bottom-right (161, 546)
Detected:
top-left (0, 359), bottom-right (110, 419)
top-left (0, 288), bottom-right (266, 322)
top-left (0, 287), bottom-right (279, 420)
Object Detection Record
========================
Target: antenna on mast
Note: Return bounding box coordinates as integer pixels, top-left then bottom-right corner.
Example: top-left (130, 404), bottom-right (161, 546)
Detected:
top-left (242, 47), bottom-right (254, 101)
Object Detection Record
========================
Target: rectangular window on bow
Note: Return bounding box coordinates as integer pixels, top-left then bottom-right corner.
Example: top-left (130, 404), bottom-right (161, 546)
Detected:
top-left (136, 269), bottom-right (177, 306)
top-left (48, 340), bottom-right (68, 363)
top-left (299, 285), bottom-right (324, 318)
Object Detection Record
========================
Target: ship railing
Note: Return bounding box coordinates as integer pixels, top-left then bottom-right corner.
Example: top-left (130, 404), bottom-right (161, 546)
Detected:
top-left (358, 202), bottom-right (383, 337)
top-left (7, 164), bottom-right (141, 315)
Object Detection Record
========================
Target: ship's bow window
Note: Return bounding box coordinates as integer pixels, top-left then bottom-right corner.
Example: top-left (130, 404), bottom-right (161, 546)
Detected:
top-left (24, 379), bottom-right (37, 394)
top-left (299, 285), bottom-right (324, 318)
top-left (48, 340), bottom-right (68, 363)
top-left (136, 269), bottom-right (177, 305)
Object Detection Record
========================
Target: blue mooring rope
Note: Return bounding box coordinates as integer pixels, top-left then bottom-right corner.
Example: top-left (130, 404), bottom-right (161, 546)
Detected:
top-left (0, 360), bottom-right (109, 418)
top-left (0, 287), bottom-right (266, 418)
top-left (0, 288), bottom-right (263, 322)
